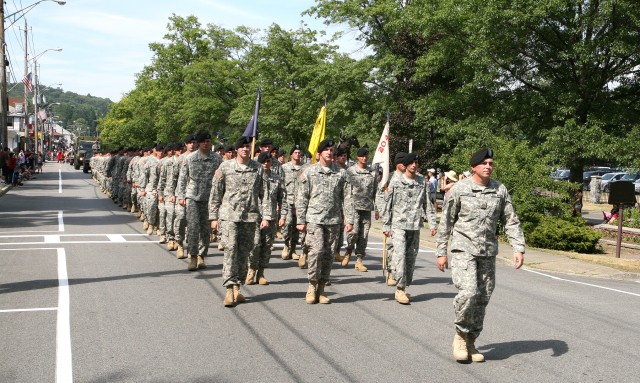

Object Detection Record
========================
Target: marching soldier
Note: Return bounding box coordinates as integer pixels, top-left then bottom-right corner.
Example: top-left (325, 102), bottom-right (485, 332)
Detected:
top-left (173, 136), bottom-right (196, 258)
top-left (210, 136), bottom-right (271, 307)
top-left (176, 131), bottom-right (222, 271)
top-left (296, 139), bottom-right (354, 304)
top-left (382, 153), bottom-right (436, 305)
top-left (280, 144), bottom-right (303, 260)
top-left (436, 148), bottom-right (525, 363)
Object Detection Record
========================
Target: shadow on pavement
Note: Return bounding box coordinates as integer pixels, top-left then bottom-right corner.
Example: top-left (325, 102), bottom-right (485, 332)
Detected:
top-left (479, 339), bottom-right (569, 360)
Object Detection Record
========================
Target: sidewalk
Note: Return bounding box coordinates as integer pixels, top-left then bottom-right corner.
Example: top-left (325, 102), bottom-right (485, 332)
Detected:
top-left (0, 180), bottom-right (11, 197)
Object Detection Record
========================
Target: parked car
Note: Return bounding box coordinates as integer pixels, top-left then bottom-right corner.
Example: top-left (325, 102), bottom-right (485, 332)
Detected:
top-left (634, 179), bottom-right (640, 194)
top-left (600, 172), bottom-right (627, 192)
top-left (583, 167), bottom-right (616, 190)
top-left (551, 169), bottom-right (570, 181)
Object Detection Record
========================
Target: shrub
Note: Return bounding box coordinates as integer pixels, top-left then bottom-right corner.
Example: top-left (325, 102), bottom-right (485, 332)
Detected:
top-left (525, 216), bottom-right (602, 253)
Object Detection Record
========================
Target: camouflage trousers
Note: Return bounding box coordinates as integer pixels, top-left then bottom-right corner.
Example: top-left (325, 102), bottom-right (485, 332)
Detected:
top-left (390, 228), bottom-right (420, 289)
top-left (451, 252), bottom-right (496, 339)
top-left (385, 234), bottom-right (394, 272)
top-left (110, 177), bottom-right (120, 200)
top-left (249, 221), bottom-right (276, 268)
top-left (334, 220), bottom-right (345, 254)
top-left (164, 199), bottom-right (176, 241)
top-left (306, 223), bottom-right (339, 283)
top-left (157, 200), bottom-right (166, 236)
top-left (222, 221), bottom-right (258, 287)
top-left (145, 193), bottom-right (159, 227)
top-left (346, 210), bottom-right (372, 257)
top-left (122, 182), bottom-right (132, 206)
top-left (137, 189), bottom-right (146, 218)
top-left (185, 199), bottom-right (209, 258)
top-left (173, 203), bottom-right (187, 245)
top-left (282, 205), bottom-right (299, 256)
top-left (130, 186), bottom-right (138, 211)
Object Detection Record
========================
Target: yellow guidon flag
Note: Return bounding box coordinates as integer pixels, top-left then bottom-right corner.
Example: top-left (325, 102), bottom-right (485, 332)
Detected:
top-left (308, 105), bottom-right (326, 163)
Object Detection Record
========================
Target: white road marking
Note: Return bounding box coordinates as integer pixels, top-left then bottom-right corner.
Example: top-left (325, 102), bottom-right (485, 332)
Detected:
top-left (59, 169), bottom-right (63, 194)
top-left (107, 234), bottom-right (126, 242)
top-left (44, 235), bottom-right (61, 243)
top-left (58, 211), bottom-right (64, 232)
top-left (524, 268), bottom-right (640, 297)
top-left (0, 307), bottom-right (58, 313)
top-left (56, 247), bottom-right (73, 383)
top-left (0, 240), bottom-right (154, 246)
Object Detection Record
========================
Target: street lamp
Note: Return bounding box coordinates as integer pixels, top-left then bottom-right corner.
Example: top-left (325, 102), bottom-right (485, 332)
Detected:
top-left (0, 0), bottom-right (65, 148)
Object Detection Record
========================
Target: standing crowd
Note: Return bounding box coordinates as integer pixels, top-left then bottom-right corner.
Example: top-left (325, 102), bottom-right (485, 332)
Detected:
top-left (89, 131), bottom-right (525, 363)
top-left (0, 147), bottom-right (43, 187)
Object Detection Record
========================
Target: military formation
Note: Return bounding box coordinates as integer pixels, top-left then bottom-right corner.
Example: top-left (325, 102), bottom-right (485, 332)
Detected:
top-left (90, 138), bottom-right (525, 364)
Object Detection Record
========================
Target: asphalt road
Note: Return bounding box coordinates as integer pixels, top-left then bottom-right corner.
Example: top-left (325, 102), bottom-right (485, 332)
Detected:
top-left (1, 163), bottom-right (639, 383)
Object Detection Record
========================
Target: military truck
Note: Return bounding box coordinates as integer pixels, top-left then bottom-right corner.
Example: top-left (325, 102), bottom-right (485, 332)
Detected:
top-left (74, 136), bottom-right (99, 172)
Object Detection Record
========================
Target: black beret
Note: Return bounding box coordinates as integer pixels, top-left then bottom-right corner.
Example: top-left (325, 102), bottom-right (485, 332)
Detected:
top-left (257, 152), bottom-right (272, 164)
top-left (470, 148), bottom-right (493, 167)
top-left (235, 136), bottom-right (252, 149)
top-left (156, 144), bottom-right (164, 151)
top-left (278, 149), bottom-right (286, 157)
top-left (394, 152), bottom-right (407, 165)
top-left (270, 146), bottom-right (279, 153)
top-left (290, 144), bottom-right (302, 155)
top-left (215, 144), bottom-right (224, 151)
top-left (335, 147), bottom-right (347, 156)
top-left (183, 135), bottom-right (195, 143)
top-left (259, 138), bottom-right (273, 146)
top-left (402, 152), bottom-right (418, 166)
top-left (356, 146), bottom-right (369, 157)
top-left (224, 145), bottom-right (234, 153)
top-left (195, 132), bottom-right (211, 142)
top-left (317, 138), bottom-right (335, 153)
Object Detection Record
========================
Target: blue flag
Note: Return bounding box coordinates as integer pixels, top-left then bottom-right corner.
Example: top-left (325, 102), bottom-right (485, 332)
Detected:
top-left (242, 87), bottom-right (261, 138)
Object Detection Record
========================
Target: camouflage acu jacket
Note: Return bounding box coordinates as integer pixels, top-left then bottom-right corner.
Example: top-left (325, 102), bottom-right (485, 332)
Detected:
top-left (435, 177), bottom-right (526, 258)
top-left (296, 162), bottom-right (354, 226)
top-left (176, 150), bottom-right (222, 202)
top-left (382, 174), bottom-right (436, 232)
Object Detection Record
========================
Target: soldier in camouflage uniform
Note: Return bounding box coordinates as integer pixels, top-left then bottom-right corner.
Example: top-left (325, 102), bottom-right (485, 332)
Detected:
top-left (382, 153), bottom-right (436, 305)
top-left (296, 139), bottom-right (354, 304)
top-left (246, 152), bottom-right (287, 286)
top-left (156, 144), bottom-right (174, 243)
top-left (158, 143), bottom-right (183, 251)
top-left (109, 148), bottom-right (124, 204)
top-left (143, 144), bottom-right (164, 236)
top-left (343, 146), bottom-right (377, 272)
top-left (376, 152), bottom-right (406, 286)
top-left (210, 136), bottom-right (271, 307)
top-left (436, 148), bottom-right (525, 363)
top-left (280, 144), bottom-right (303, 260)
top-left (333, 147), bottom-right (349, 263)
top-left (173, 136), bottom-right (196, 258)
top-left (177, 131), bottom-right (222, 271)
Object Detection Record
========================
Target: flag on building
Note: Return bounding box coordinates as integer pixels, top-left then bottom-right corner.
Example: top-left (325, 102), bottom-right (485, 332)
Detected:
top-left (308, 105), bottom-right (326, 163)
top-left (242, 87), bottom-right (261, 138)
top-left (371, 119), bottom-right (390, 188)
top-left (23, 72), bottom-right (34, 93)
top-left (38, 109), bottom-right (48, 121)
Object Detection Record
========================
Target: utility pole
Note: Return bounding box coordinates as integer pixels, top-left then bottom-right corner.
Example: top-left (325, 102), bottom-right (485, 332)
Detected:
top-left (23, 19), bottom-right (28, 151)
top-left (0, 3), bottom-right (8, 148)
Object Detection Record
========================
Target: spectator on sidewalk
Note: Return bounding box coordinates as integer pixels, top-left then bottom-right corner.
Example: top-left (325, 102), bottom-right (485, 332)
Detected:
top-left (0, 147), bottom-right (8, 183)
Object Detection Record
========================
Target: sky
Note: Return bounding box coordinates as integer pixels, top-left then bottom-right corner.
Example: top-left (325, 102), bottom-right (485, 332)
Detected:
top-left (4, 0), bottom-right (365, 102)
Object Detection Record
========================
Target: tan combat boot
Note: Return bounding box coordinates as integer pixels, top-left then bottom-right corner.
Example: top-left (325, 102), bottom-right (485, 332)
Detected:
top-left (452, 330), bottom-right (469, 362)
top-left (233, 285), bottom-right (246, 303)
top-left (466, 336), bottom-right (485, 362)
top-left (196, 255), bottom-right (207, 269)
top-left (354, 256), bottom-right (368, 272)
top-left (159, 235), bottom-right (167, 244)
top-left (333, 251), bottom-right (343, 262)
top-left (386, 272), bottom-right (396, 286)
top-left (143, 219), bottom-right (149, 230)
top-left (130, 204), bottom-right (136, 213)
top-left (395, 287), bottom-right (410, 304)
top-left (188, 256), bottom-right (198, 271)
top-left (166, 240), bottom-right (174, 251)
top-left (281, 245), bottom-right (291, 260)
top-left (176, 244), bottom-right (186, 259)
top-left (298, 252), bottom-right (307, 269)
top-left (246, 267), bottom-right (256, 285)
top-left (223, 286), bottom-right (235, 307)
top-left (146, 225), bottom-right (154, 235)
top-left (210, 231), bottom-right (217, 243)
top-left (306, 282), bottom-right (317, 304)
top-left (341, 249), bottom-right (352, 267)
top-left (217, 242), bottom-right (225, 251)
top-left (316, 281), bottom-right (330, 304)
top-left (292, 252), bottom-right (300, 261)
top-left (257, 267), bottom-right (269, 285)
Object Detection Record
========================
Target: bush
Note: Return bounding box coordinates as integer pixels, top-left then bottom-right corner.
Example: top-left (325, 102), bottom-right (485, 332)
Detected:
top-left (525, 216), bottom-right (602, 253)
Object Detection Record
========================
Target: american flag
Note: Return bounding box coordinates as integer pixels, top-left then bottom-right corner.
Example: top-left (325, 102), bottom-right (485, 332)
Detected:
top-left (23, 72), bottom-right (34, 93)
